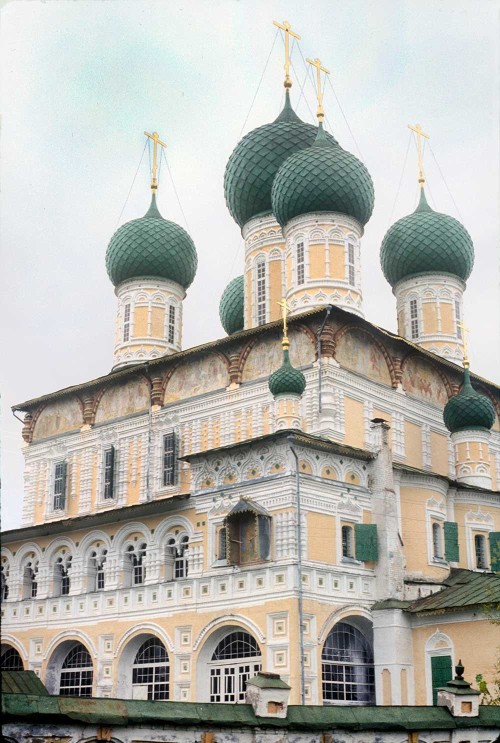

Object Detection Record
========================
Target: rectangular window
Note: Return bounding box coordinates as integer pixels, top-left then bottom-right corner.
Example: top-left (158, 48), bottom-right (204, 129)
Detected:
top-left (455, 300), bottom-right (462, 339)
top-left (53, 462), bottom-right (67, 510)
top-left (432, 522), bottom-right (443, 559)
top-left (341, 525), bottom-right (354, 559)
top-left (297, 242), bottom-right (305, 285)
top-left (168, 305), bottom-right (176, 344)
top-left (410, 299), bottom-right (419, 339)
top-left (256, 262), bottom-right (266, 326)
top-left (123, 304), bottom-right (131, 342)
top-left (348, 243), bottom-right (355, 286)
top-left (162, 433), bottom-right (178, 487)
top-left (103, 447), bottom-right (115, 499)
top-left (475, 534), bottom-right (488, 569)
top-left (96, 565), bottom-right (105, 591)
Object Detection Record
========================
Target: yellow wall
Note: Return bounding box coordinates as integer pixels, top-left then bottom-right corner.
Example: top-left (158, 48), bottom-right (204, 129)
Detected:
top-left (269, 261), bottom-right (282, 321)
top-left (399, 486), bottom-right (448, 579)
top-left (133, 306), bottom-right (148, 337)
top-left (430, 431), bottom-right (449, 476)
top-left (440, 302), bottom-right (454, 334)
top-left (151, 306), bottom-right (165, 338)
top-left (422, 303), bottom-right (438, 334)
top-left (344, 397), bottom-right (365, 449)
top-left (307, 512), bottom-right (336, 563)
top-left (405, 421), bottom-right (423, 469)
top-left (330, 244), bottom-right (345, 279)
top-left (309, 244), bottom-right (325, 280)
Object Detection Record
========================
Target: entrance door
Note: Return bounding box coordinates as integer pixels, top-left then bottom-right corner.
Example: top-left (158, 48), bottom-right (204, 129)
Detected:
top-left (431, 655), bottom-right (452, 704)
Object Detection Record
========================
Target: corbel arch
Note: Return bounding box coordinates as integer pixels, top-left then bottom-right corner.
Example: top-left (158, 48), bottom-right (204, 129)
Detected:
top-left (334, 324), bottom-right (396, 387)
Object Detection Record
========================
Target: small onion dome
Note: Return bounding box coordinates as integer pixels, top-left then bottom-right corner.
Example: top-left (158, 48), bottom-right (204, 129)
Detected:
top-left (269, 349), bottom-right (306, 397)
top-left (380, 189), bottom-right (474, 287)
top-left (219, 275), bottom-right (244, 335)
top-left (443, 367), bottom-right (495, 433)
top-left (271, 122), bottom-right (374, 228)
top-left (106, 194), bottom-right (197, 288)
top-left (224, 91), bottom-right (337, 228)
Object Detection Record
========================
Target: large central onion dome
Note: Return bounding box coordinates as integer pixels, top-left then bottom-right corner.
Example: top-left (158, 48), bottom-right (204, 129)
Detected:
top-left (219, 275), bottom-right (244, 335)
top-left (444, 367), bottom-right (495, 433)
top-left (106, 195), bottom-right (197, 288)
top-left (224, 92), bottom-right (337, 228)
top-left (271, 122), bottom-right (374, 228)
top-left (380, 189), bottom-right (474, 287)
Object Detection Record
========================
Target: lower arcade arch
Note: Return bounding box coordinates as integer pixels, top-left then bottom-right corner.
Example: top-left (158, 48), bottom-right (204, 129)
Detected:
top-left (117, 632), bottom-right (170, 700)
top-left (1, 644), bottom-right (24, 671)
top-left (45, 640), bottom-right (94, 696)
top-left (321, 617), bottom-right (375, 704)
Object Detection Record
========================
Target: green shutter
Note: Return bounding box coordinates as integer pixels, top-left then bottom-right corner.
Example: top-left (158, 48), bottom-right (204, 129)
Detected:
top-left (431, 655), bottom-right (452, 705)
top-left (444, 521), bottom-right (459, 562)
top-left (489, 532), bottom-right (500, 572)
top-left (355, 523), bottom-right (378, 562)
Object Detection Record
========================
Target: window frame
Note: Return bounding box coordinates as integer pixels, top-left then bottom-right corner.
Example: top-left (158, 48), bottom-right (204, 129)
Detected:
top-left (474, 533), bottom-right (488, 570)
top-left (296, 241), bottom-right (305, 286)
top-left (168, 304), bottom-right (176, 345)
top-left (162, 432), bottom-right (178, 488)
top-left (53, 461), bottom-right (68, 511)
top-left (409, 298), bottom-right (419, 340)
top-left (255, 259), bottom-right (267, 326)
top-left (123, 303), bottom-right (131, 342)
top-left (432, 521), bottom-right (444, 560)
top-left (347, 242), bottom-right (356, 286)
top-left (59, 643), bottom-right (94, 698)
top-left (103, 446), bottom-right (115, 500)
top-left (341, 524), bottom-right (355, 560)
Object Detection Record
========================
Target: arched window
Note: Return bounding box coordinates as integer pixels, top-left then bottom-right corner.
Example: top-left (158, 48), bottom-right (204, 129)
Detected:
top-left (432, 523), bottom-right (443, 559)
top-left (123, 303), bottom-right (131, 342)
top-left (55, 555), bottom-right (72, 596)
top-left (127, 543), bottom-right (146, 585)
top-left (59, 643), bottom-right (93, 697)
top-left (255, 260), bottom-right (267, 326)
top-left (322, 622), bottom-right (375, 704)
top-left (347, 242), bottom-right (356, 286)
top-left (209, 631), bottom-right (261, 703)
top-left (409, 298), bottom-right (419, 339)
top-left (90, 549), bottom-right (108, 591)
top-left (167, 535), bottom-right (189, 579)
top-left (24, 560), bottom-right (39, 599)
top-left (341, 525), bottom-right (354, 559)
top-left (1, 562), bottom-right (9, 601)
top-left (475, 534), bottom-right (488, 569)
top-left (296, 241), bottom-right (305, 285)
top-left (1, 645), bottom-right (24, 670)
top-left (132, 638), bottom-right (169, 700)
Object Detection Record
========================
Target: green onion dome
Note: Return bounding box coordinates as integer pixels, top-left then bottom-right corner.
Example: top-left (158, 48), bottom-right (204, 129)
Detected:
top-left (106, 194), bottom-right (197, 288)
top-left (380, 189), bottom-right (474, 287)
top-left (271, 122), bottom-right (374, 228)
top-left (269, 349), bottom-right (306, 397)
top-left (219, 275), bottom-right (244, 335)
top-left (443, 367), bottom-right (495, 433)
top-left (224, 92), bottom-right (337, 228)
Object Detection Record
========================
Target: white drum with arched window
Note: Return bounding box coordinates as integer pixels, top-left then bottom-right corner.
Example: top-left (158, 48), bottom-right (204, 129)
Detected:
top-left (209, 630), bottom-right (261, 703)
top-left (132, 638), bottom-right (169, 700)
top-left (322, 622), bottom-right (375, 704)
top-left (59, 643), bottom-right (93, 697)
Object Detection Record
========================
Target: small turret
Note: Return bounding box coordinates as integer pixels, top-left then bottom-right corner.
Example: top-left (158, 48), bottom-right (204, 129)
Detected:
top-left (269, 299), bottom-right (306, 430)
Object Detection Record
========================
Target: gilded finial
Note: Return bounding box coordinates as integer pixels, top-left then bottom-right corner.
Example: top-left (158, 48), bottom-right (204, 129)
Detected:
top-left (277, 297), bottom-right (292, 349)
top-left (144, 131), bottom-right (168, 192)
top-left (273, 20), bottom-right (301, 89)
top-left (306, 57), bottom-right (330, 123)
top-left (408, 123), bottom-right (430, 188)
top-left (457, 321), bottom-right (470, 368)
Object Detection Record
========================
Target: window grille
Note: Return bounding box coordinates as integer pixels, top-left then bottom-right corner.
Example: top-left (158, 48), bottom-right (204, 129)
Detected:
top-left (91, 550), bottom-right (107, 591)
top-left (341, 525), bottom-right (354, 558)
top-left (322, 622), bottom-right (375, 703)
top-left (409, 299), bottom-right (419, 339)
top-left (1, 646), bottom-right (24, 671)
top-left (168, 305), bottom-right (176, 344)
top-left (475, 534), bottom-right (487, 569)
top-left (455, 300), bottom-right (462, 339)
top-left (217, 527), bottom-right (227, 561)
top-left (209, 631), bottom-right (261, 703)
top-left (103, 447), bottom-right (115, 499)
top-left (123, 304), bottom-right (131, 342)
top-left (128, 543), bottom-right (146, 585)
top-left (432, 523), bottom-right (443, 559)
top-left (59, 644), bottom-right (93, 697)
top-left (297, 242), bottom-right (305, 285)
top-left (53, 462), bottom-right (67, 510)
top-left (132, 638), bottom-right (169, 700)
top-left (56, 556), bottom-right (72, 596)
top-left (162, 433), bottom-right (178, 487)
top-left (256, 262), bottom-right (266, 326)
top-left (28, 564), bottom-right (38, 598)
top-left (348, 243), bottom-right (356, 286)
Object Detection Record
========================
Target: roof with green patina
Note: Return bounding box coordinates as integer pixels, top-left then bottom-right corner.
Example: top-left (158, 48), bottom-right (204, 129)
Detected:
top-left (2, 671), bottom-right (49, 696)
top-left (268, 349), bottom-right (306, 396)
top-left (380, 189), bottom-right (474, 286)
top-left (219, 275), bottom-right (244, 335)
top-left (406, 569), bottom-right (500, 614)
top-left (105, 194), bottom-right (197, 288)
top-left (224, 91), bottom-right (336, 228)
top-left (271, 122), bottom-right (374, 227)
top-left (444, 367), bottom-right (496, 433)
top-left (3, 689), bottom-right (499, 731)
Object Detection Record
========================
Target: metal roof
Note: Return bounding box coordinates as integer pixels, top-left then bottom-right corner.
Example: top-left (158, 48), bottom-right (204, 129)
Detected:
top-left (2, 671), bottom-right (49, 696)
top-left (407, 569), bottom-right (500, 614)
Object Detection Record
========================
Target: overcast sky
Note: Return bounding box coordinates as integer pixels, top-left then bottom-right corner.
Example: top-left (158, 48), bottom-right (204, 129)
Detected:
top-left (1, 0), bottom-right (499, 531)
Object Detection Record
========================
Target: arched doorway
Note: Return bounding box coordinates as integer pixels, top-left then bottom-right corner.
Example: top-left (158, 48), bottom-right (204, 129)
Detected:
top-left (1, 645), bottom-right (24, 670)
top-left (322, 621), bottom-right (375, 704)
top-left (208, 630), bottom-right (261, 703)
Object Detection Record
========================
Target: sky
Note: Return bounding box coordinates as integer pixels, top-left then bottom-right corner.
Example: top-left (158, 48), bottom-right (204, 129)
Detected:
top-left (1, 0), bottom-right (499, 531)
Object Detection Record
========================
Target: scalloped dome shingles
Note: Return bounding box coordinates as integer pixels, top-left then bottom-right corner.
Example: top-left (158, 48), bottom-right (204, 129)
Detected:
top-left (443, 368), bottom-right (495, 433)
top-left (269, 350), bottom-right (306, 397)
top-left (219, 275), bottom-right (244, 335)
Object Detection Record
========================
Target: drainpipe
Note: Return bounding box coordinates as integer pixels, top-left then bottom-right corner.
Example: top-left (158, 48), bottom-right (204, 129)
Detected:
top-left (288, 436), bottom-right (306, 706)
top-left (316, 305), bottom-right (333, 414)
top-left (145, 362), bottom-right (153, 501)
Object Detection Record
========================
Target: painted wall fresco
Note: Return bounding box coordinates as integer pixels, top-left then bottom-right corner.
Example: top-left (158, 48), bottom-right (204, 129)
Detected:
top-left (32, 398), bottom-right (83, 441)
top-left (241, 329), bottom-right (314, 383)
top-left (335, 329), bottom-right (392, 386)
top-left (402, 356), bottom-right (449, 407)
top-left (164, 353), bottom-right (228, 404)
top-left (95, 378), bottom-right (150, 424)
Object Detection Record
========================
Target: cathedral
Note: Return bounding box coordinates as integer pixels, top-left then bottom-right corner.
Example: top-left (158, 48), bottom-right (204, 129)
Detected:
top-left (1, 21), bottom-right (499, 711)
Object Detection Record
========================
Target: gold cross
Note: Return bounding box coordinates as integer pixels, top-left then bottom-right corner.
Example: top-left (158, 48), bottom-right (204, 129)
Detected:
top-left (277, 297), bottom-right (292, 347)
top-left (273, 20), bottom-right (301, 89)
top-left (306, 57), bottom-right (330, 122)
top-left (408, 123), bottom-right (430, 187)
top-left (144, 131), bottom-right (168, 192)
top-left (457, 321), bottom-right (470, 368)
